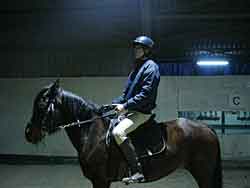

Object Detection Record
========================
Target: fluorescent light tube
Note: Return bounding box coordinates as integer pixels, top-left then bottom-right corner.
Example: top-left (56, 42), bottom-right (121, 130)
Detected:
top-left (197, 60), bottom-right (229, 66)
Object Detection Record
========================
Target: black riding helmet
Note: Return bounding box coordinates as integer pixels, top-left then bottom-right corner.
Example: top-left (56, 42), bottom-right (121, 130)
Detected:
top-left (133, 36), bottom-right (154, 49)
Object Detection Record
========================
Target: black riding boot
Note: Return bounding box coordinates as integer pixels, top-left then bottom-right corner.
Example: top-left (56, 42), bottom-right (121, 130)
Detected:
top-left (119, 139), bottom-right (145, 184)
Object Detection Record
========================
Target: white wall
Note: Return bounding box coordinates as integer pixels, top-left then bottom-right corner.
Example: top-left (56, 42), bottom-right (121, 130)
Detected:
top-left (0, 76), bottom-right (250, 159)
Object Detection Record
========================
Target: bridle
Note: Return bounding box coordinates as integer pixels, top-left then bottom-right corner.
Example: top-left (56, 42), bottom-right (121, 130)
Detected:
top-left (39, 98), bottom-right (119, 131)
top-left (35, 89), bottom-right (61, 134)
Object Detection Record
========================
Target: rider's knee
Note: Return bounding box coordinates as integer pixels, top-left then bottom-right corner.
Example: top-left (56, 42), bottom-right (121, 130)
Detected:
top-left (112, 127), bottom-right (124, 138)
top-left (112, 128), bottom-right (126, 145)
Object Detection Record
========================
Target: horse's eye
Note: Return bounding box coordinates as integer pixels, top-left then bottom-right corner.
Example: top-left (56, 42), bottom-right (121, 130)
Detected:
top-left (41, 97), bottom-right (49, 103)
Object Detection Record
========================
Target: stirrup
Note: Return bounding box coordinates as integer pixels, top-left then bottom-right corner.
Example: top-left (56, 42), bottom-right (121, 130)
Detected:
top-left (122, 172), bottom-right (145, 185)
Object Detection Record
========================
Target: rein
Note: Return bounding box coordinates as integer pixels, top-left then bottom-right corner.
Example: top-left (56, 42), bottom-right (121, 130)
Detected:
top-left (58, 110), bottom-right (117, 129)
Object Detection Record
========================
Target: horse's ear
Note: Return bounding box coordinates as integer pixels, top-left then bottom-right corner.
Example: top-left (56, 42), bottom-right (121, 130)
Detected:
top-left (52, 79), bottom-right (63, 104)
top-left (45, 79), bottom-right (61, 98)
top-left (50, 79), bottom-right (60, 91)
top-left (54, 79), bottom-right (60, 89)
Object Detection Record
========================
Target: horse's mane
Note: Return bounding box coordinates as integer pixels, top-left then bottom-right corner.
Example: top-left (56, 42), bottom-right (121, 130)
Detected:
top-left (36, 83), bottom-right (100, 112)
top-left (61, 89), bottom-right (100, 115)
top-left (34, 85), bottom-right (101, 122)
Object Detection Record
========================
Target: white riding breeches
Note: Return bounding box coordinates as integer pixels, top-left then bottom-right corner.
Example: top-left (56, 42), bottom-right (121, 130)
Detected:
top-left (112, 111), bottom-right (151, 145)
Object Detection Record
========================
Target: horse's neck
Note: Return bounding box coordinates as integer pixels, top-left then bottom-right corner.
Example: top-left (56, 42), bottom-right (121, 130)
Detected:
top-left (64, 119), bottom-right (107, 154)
top-left (64, 112), bottom-right (108, 158)
top-left (61, 92), bottom-right (91, 152)
top-left (61, 92), bottom-right (109, 162)
top-left (85, 118), bottom-right (108, 148)
top-left (78, 118), bottom-right (109, 166)
top-left (65, 127), bottom-right (82, 152)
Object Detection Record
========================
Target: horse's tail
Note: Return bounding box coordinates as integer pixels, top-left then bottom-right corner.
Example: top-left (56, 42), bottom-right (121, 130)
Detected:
top-left (211, 128), bottom-right (223, 188)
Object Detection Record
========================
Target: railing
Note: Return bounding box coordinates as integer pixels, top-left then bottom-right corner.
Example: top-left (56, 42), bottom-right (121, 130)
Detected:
top-left (178, 111), bottom-right (250, 134)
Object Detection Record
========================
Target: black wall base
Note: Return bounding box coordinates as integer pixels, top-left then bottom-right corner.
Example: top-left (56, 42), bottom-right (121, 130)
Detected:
top-left (0, 154), bottom-right (250, 169)
top-left (0, 154), bottom-right (78, 165)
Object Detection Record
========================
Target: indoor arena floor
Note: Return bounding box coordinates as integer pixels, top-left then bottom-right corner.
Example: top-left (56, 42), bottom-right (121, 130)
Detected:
top-left (0, 164), bottom-right (249, 188)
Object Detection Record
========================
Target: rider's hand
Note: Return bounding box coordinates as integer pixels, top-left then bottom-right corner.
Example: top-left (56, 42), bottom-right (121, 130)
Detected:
top-left (115, 104), bottom-right (126, 113)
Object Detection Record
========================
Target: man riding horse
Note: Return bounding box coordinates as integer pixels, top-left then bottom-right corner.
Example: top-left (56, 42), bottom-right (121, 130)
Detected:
top-left (112, 36), bottom-right (160, 184)
top-left (25, 66), bottom-right (222, 188)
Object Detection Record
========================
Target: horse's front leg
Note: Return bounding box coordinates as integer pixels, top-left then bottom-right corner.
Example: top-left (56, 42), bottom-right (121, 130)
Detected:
top-left (91, 180), bottom-right (111, 188)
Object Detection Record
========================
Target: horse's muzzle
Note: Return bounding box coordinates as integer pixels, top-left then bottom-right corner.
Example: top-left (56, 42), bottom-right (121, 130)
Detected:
top-left (25, 122), bottom-right (45, 144)
top-left (25, 122), bottom-right (33, 143)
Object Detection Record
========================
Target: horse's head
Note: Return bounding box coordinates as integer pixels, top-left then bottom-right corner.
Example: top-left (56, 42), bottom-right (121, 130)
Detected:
top-left (25, 79), bottom-right (63, 144)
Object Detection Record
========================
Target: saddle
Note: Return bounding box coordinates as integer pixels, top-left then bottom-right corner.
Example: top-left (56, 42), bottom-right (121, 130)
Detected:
top-left (106, 114), bottom-right (166, 158)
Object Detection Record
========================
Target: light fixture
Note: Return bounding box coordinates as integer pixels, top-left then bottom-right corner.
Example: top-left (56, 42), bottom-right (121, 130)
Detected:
top-left (197, 60), bottom-right (229, 66)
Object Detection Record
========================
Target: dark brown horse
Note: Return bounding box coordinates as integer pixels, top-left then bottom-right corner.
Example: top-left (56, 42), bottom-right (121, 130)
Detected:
top-left (25, 80), bottom-right (222, 188)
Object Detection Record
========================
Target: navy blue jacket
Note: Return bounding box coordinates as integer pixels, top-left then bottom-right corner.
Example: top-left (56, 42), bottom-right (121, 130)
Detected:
top-left (112, 59), bottom-right (160, 114)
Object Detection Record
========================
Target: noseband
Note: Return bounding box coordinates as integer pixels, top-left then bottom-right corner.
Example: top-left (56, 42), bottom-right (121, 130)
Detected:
top-left (37, 89), bottom-right (62, 133)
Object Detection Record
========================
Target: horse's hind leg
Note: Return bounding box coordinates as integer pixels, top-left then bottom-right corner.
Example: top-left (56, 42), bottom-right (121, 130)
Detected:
top-left (91, 180), bottom-right (111, 188)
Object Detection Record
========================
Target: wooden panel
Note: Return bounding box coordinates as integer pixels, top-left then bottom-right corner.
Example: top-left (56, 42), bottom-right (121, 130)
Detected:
top-left (178, 76), bottom-right (250, 111)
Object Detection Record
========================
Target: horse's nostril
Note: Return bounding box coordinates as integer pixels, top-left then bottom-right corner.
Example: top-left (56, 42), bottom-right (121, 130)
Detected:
top-left (25, 124), bottom-right (33, 142)
top-left (25, 127), bottom-right (30, 133)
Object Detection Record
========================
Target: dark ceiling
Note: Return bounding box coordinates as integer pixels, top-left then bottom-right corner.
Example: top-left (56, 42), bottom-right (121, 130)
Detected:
top-left (2, 1), bottom-right (250, 49)
top-left (1, 0), bottom-right (250, 77)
